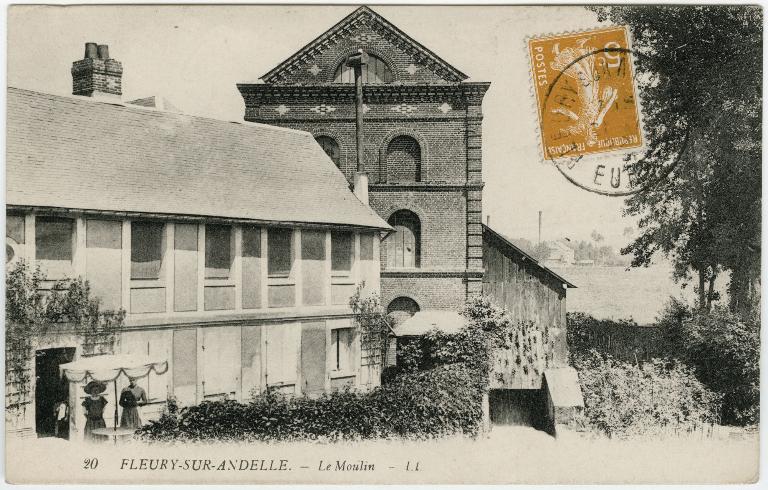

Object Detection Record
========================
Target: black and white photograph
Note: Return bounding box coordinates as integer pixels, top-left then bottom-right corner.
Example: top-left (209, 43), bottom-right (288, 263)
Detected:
top-left (3, 3), bottom-right (762, 484)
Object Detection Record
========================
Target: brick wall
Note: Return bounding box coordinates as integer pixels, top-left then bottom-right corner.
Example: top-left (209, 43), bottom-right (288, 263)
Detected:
top-left (71, 58), bottom-right (123, 97)
top-left (239, 9), bottom-right (490, 315)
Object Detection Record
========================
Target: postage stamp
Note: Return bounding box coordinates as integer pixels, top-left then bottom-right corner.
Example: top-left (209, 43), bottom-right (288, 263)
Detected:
top-left (528, 26), bottom-right (645, 195)
top-left (529, 26), bottom-right (643, 161)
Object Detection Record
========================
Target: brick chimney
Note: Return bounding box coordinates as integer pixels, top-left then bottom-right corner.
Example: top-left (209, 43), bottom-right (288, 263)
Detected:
top-left (71, 42), bottom-right (123, 98)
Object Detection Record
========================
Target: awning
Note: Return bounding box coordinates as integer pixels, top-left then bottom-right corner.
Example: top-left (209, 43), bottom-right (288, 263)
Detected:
top-left (59, 354), bottom-right (168, 383)
top-left (394, 310), bottom-right (466, 337)
top-left (543, 367), bottom-right (584, 408)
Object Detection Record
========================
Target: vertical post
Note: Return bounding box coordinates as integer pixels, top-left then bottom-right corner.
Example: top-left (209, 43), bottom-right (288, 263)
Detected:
top-left (113, 381), bottom-right (118, 431)
top-left (121, 221), bottom-right (131, 312)
top-left (165, 223), bottom-right (175, 314)
top-left (538, 211), bottom-right (542, 245)
top-left (74, 217), bottom-right (86, 278)
top-left (354, 61), bottom-right (365, 174)
top-left (197, 224), bottom-right (205, 312)
top-left (346, 50), bottom-right (369, 205)
top-left (234, 225), bottom-right (242, 311)
top-left (294, 229), bottom-right (302, 307)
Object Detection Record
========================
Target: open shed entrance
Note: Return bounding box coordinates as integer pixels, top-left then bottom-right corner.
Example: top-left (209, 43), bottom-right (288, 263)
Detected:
top-left (489, 388), bottom-right (548, 431)
top-left (35, 347), bottom-right (75, 438)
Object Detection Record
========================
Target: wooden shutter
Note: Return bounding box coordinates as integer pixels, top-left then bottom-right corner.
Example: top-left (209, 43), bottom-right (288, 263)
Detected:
top-left (300, 321), bottom-right (327, 395)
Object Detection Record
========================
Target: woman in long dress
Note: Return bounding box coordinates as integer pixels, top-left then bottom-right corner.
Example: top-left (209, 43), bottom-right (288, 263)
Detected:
top-left (119, 378), bottom-right (147, 429)
top-left (82, 381), bottom-right (108, 443)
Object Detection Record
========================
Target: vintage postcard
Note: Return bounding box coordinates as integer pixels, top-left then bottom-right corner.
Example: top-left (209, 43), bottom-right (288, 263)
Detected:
top-left (4, 3), bottom-right (761, 485)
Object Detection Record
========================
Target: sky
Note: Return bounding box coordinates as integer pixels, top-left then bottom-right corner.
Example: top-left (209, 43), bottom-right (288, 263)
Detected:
top-left (8, 4), bottom-right (638, 249)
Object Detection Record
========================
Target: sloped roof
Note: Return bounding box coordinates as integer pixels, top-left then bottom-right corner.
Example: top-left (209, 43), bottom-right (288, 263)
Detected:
top-left (543, 368), bottom-right (584, 408)
top-left (6, 87), bottom-right (389, 230)
top-left (483, 224), bottom-right (577, 288)
top-left (260, 6), bottom-right (468, 83)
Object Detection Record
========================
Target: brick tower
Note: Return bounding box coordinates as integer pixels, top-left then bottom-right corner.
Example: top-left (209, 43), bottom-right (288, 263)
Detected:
top-left (238, 7), bottom-right (490, 321)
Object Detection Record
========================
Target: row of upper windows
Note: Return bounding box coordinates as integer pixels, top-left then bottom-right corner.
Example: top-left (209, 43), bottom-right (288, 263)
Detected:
top-left (8, 215), bottom-right (365, 282)
top-left (317, 134), bottom-right (422, 183)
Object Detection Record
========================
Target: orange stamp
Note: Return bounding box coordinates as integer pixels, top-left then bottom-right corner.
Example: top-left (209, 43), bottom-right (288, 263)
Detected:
top-left (529, 26), bottom-right (643, 163)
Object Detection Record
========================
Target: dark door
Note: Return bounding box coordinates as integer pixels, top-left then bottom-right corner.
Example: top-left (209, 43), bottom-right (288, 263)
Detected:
top-left (35, 347), bottom-right (75, 438)
top-left (489, 389), bottom-right (547, 430)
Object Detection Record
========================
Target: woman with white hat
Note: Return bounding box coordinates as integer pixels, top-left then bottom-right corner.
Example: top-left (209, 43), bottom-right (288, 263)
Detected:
top-left (82, 381), bottom-right (108, 443)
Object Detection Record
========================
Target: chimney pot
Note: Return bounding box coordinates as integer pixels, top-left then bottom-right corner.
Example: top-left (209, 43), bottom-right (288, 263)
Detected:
top-left (84, 42), bottom-right (98, 59)
top-left (72, 44), bottom-right (122, 98)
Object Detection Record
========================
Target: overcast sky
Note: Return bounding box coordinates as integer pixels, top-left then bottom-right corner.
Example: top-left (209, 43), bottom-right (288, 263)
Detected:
top-left (8, 4), bottom-right (637, 249)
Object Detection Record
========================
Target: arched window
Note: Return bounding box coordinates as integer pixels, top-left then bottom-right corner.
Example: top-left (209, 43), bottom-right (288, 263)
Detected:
top-left (334, 54), bottom-right (393, 84)
top-left (315, 136), bottom-right (341, 168)
top-left (385, 210), bottom-right (421, 269)
top-left (387, 297), bottom-right (420, 325)
top-left (385, 136), bottom-right (421, 182)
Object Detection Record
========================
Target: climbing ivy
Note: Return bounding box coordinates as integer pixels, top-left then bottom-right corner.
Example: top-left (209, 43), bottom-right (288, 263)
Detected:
top-left (396, 297), bottom-right (550, 389)
top-left (349, 284), bottom-right (392, 371)
top-left (5, 260), bottom-right (125, 418)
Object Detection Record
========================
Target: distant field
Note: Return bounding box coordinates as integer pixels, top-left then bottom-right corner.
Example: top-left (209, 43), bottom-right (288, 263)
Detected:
top-left (549, 263), bottom-right (712, 325)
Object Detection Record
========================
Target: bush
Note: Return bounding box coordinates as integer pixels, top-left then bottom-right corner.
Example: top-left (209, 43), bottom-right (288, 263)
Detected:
top-left (681, 307), bottom-right (759, 425)
top-left (136, 364), bottom-right (482, 442)
top-left (656, 301), bottom-right (760, 425)
top-left (573, 350), bottom-right (721, 438)
top-left (394, 297), bottom-right (548, 388)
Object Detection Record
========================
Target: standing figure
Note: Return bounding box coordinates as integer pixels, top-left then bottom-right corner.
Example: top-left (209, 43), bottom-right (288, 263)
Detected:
top-left (82, 381), bottom-right (108, 443)
top-left (53, 400), bottom-right (69, 439)
top-left (119, 378), bottom-right (147, 429)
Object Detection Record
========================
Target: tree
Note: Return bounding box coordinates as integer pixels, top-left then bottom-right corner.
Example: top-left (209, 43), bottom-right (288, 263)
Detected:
top-left (592, 6), bottom-right (761, 313)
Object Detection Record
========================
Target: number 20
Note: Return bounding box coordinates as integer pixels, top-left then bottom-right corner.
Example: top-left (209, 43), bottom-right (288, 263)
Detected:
top-left (83, 458), bottom-right (98, 470)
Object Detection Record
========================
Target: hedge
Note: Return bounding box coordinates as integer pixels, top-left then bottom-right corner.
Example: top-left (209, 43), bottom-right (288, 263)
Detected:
top-left (136, 364), bottom-right (483, 442)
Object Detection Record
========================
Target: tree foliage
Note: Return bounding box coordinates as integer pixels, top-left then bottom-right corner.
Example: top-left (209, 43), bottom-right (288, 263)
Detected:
top-left (655, 299), bottom-right (760, 425)
top-left (5, 260), bottom-right (124, 415)
top-left (592, 6), bottom-right (761, 313)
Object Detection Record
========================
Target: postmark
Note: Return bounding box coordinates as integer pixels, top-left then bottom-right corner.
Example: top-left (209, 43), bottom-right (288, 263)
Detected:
top-left (528, 26), bottom-right (645, 195)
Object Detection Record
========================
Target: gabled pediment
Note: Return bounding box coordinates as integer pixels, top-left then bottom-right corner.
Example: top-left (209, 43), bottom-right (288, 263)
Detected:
top-left (261, 6), bottom-right (468, 85)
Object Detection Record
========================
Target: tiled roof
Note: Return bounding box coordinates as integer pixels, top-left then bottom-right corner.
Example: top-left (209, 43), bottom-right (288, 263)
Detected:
top-left (7, 87), bottom-right (390, 230)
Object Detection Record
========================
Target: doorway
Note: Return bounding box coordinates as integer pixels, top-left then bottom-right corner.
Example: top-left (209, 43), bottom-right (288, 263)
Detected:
top-left (35, 347), bottom-right (75, 438)
top-left (489, 388), bottom-right (547, 431)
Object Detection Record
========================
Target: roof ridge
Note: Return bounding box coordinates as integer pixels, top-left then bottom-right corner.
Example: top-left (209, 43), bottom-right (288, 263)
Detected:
top-left (483, 224), bottom-right (576, 288)
top-left (7, 86), bottom-right (312, 138)
top-left (7, 87), bottom-right (391, 231)
top-left (260, 6), bottom-right (468, 83)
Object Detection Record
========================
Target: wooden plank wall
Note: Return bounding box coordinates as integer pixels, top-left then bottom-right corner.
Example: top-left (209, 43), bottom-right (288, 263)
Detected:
top-left (483, 236), bottom-right (569, 389)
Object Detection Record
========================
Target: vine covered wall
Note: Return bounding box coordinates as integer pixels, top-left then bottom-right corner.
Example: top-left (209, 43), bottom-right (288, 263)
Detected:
top-left (5, 260), bottom-right (124, 424)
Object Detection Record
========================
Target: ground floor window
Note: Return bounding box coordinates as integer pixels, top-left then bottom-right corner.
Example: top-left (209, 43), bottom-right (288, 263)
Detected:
top-left (331, 327), bottom-right (354, 373)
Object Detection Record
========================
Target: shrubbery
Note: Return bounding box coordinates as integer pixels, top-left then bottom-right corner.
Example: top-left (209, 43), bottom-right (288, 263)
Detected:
top-left (656, 301), bottom-right (759, 425)
top-left (136, 364), bottom-right (482, 443)
top-left (394, 297), bottom-right (547, 387)
top-left (568, 299), bottom-right (759, 430)
top-left (573, 350), bottom-right (720, 438)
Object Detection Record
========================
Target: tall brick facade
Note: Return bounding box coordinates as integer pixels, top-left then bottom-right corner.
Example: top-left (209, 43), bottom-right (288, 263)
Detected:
top-left (238, 7), bottom-right (489, 319)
